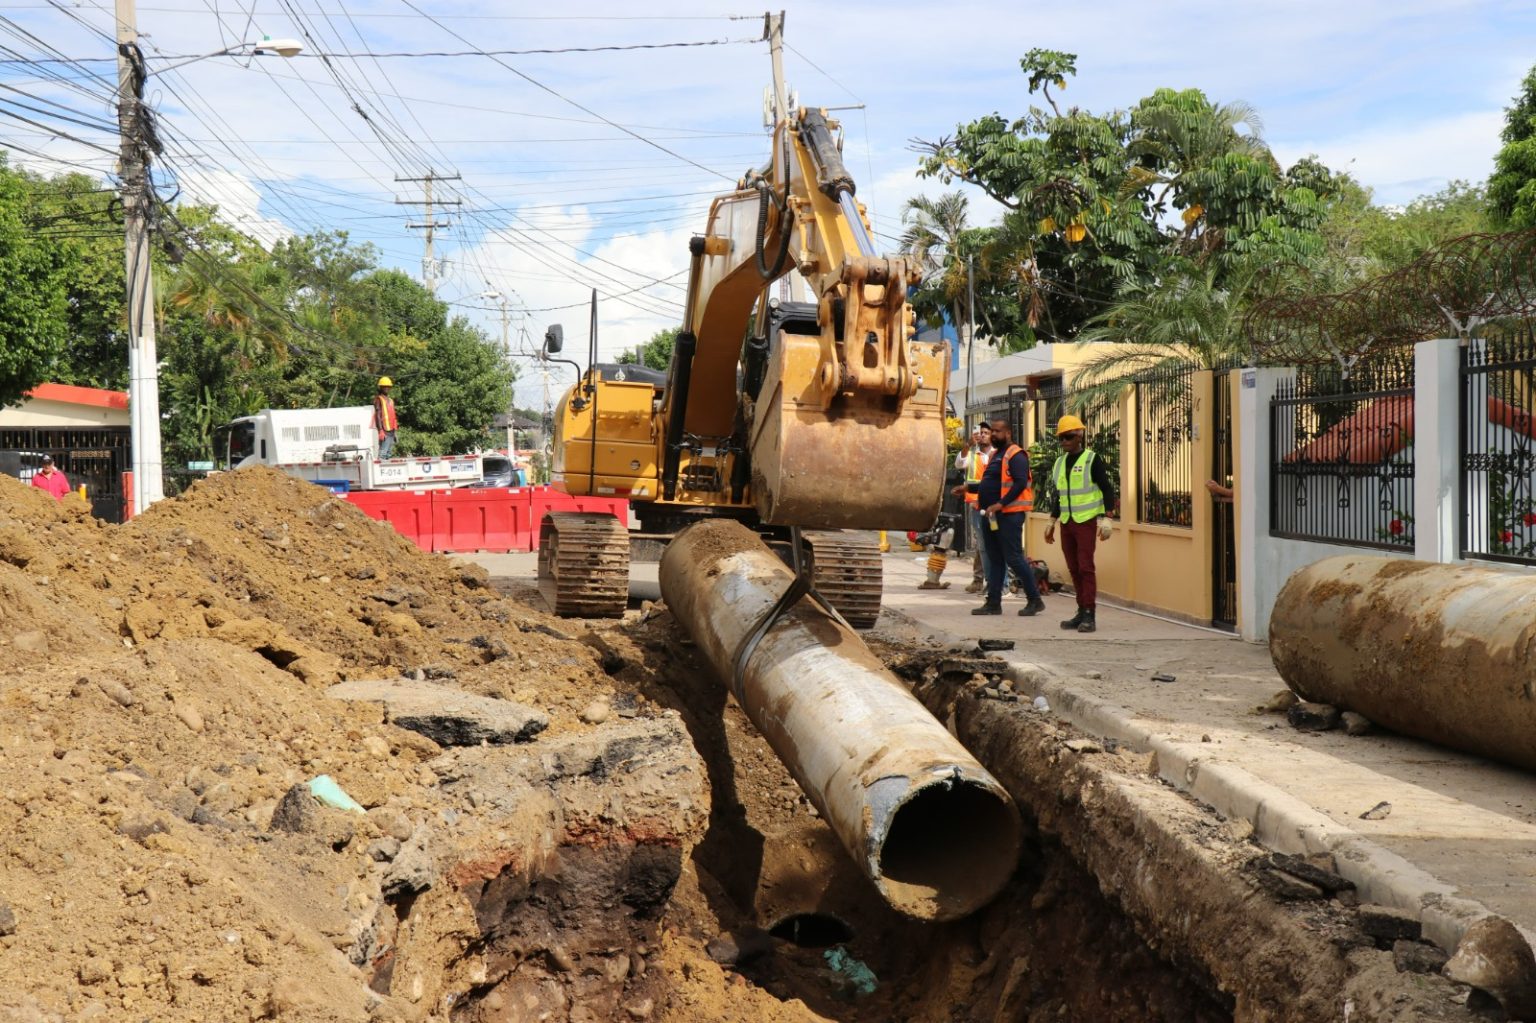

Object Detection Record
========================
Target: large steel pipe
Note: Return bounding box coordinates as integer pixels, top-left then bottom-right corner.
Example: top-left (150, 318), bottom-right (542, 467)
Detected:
top-left (659, 520), bottom-right (1022, 920)
top-left (1271, 555), bottom-right (1536, 771)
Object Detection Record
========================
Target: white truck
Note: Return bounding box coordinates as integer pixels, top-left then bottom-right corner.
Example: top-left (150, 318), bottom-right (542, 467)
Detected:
top-left (215, 407), bottom-right (483, 491)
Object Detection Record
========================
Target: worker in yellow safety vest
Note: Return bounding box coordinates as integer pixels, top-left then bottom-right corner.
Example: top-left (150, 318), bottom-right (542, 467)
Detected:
top-left (1043, 414), bottom-right (1118, 633)
top-left (373, 377), bottom-right (399, 458)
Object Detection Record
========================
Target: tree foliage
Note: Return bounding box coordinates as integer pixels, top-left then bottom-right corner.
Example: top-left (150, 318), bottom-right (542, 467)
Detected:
top-left (911, 52), bottom-right (1351, 348)
top-left (617, 326), bottom-right (679, 371)
top-left (1490, 64), bottom-right (1536, 228)
top-left (0, 159), bottom-right (513, 475)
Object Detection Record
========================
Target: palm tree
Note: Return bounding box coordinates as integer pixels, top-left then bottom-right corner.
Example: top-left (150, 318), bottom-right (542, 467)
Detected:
top-left (900, 191), bottom-right (972, 341)
top-left (1064, 257), bottom-right (1259, 418)
top-left (1122, 95), bottom-right (1275, 246)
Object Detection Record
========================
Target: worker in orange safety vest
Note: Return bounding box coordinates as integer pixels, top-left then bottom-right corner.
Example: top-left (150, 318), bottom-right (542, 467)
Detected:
top-left (373, 377), bottom-right (399, 458)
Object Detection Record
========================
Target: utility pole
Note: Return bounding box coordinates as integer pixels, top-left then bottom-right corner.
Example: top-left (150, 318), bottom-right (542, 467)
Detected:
top-left (396, 171), bottom-right (461, 295)
top-left (115, 0), bottom-right (164, 512)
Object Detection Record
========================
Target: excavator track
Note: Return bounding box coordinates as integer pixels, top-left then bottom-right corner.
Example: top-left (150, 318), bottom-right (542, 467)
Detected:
top-left (799, 530), bottom-right (883, 629)
top-left (538, 512), bottom-right (630, 618)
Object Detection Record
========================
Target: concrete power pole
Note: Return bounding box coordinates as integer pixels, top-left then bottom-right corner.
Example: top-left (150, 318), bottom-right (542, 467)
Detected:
top-left (114, 0), bottom-right (164, 512)
top-left (396, 171), bottom-right (461, 295)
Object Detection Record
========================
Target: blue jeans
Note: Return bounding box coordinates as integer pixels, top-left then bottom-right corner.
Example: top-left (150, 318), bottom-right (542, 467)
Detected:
top-left (983, 511), bottom-right (1040, 605)
top-left (969, 505), bottom-right (992, 583)
top-left (378, 432), bottom-right (397, 458)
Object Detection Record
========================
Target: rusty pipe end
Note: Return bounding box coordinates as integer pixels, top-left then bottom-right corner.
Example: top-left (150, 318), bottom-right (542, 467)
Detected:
top-left (865, 769), bottom-right (1022, 921)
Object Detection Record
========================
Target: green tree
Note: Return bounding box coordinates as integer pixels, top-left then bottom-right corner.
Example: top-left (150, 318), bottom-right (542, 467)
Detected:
top-left (1064, 256), bottom-right (1271, 417)
top-left (0, 160), bottom-right (102, 404)
top-left (391, 317), bottom-right (513, 455)
top-left (913, 53), bottom-right (1345, 344)
top-left (1490, 65), bottom-right (1536, 228)
top-left (618, 326), bottom-right (679, 371)
top-left (900, 191), bottom-right (975, 339)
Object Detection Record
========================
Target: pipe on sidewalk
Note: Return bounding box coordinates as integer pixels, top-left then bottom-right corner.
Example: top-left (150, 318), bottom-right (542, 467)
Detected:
top-left (1270, 555), bottom-right (1536, 772)
top-left (659, 520), bottom-right (1022, 921)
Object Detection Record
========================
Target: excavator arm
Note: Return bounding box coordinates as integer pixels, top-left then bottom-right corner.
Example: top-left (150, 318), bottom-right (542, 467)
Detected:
top-left (660, 107), bottom-right (950, 532)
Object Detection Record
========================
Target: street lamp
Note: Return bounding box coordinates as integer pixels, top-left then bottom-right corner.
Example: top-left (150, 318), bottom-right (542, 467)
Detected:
top-left (113, 2), bottom-right (301, 514)
top-left (153, 36), bottom-right (304, 73)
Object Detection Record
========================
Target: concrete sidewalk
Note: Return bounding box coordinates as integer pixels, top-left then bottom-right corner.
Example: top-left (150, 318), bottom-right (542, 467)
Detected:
top-left (466, 545), bottom-right (1536, 955)
top-left (877, 549), bottom-right (1536, 953)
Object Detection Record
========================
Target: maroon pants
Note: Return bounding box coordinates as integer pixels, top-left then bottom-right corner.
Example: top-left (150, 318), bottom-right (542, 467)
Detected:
top-left (1059, 519), bottom-right (1098, 610)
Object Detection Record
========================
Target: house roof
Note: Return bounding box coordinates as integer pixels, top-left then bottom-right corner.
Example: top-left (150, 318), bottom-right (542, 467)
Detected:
top-left (27, 383), bottom-right (129, 411)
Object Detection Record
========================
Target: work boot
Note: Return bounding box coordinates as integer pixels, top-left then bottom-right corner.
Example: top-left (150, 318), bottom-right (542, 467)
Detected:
top-left (964, 581), bottom-right (984, 593)
top-left (918, 580), bottom-right (950, 590)
top-left (971, 603), bottom-right (1002, 616)
top-left (1017, 598), bottom-right (1045, 617)
top-left (1060, 608), bottom-right (1088, 630)
top-left (1076, 609), bottom-right (1097, 634)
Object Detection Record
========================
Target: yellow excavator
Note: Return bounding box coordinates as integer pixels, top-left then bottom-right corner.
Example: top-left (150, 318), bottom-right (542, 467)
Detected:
top-left (537, 106), bottom-right (950, 624)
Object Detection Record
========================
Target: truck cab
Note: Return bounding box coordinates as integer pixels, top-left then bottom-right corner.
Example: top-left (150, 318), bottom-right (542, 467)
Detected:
top-left (215, 408), bottom-right (483, 490)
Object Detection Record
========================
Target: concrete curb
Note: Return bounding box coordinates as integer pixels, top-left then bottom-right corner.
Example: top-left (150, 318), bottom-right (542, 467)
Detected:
top-left (1001, 658), bottom-right (1519, 955)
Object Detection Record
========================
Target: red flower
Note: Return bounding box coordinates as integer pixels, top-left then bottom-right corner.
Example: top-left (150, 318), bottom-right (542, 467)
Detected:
top-left (1388, 519), bottom-right (1405, 536)
top-left (1502, 530), bottom-right (1515, 544)
top-left (1524, 512), bottom-right (1536, 527)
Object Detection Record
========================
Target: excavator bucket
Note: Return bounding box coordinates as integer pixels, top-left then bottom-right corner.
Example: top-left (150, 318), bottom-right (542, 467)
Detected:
top-left (750, 322), bottom-right (950, 533)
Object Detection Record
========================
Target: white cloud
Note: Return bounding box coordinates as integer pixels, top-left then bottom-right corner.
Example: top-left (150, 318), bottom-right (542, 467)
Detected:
top-left (175, 168), bottom-right (293, 248)
top-left (1275, 110), bottom-right (1505, 205)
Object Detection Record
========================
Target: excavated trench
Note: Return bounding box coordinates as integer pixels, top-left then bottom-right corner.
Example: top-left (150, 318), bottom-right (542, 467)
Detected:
top-left (442, 568), bottom-right (1485, 1023)
top-left (445, 592), bottom-right (1237, 1023)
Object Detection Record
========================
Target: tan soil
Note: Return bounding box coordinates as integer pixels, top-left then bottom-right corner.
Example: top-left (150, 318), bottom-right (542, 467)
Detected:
top-left (0, 469), bottom-right (798, 1023)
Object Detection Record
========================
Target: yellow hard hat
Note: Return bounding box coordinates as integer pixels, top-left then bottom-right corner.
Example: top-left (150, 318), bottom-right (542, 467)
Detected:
top-left (1056, 414), bottom-right (1086, 436)
top-left (378, 376), bottom-right (393, 388)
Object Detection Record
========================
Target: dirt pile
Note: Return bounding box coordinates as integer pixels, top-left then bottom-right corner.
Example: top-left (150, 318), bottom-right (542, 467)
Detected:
top-left (0, 470), bottom-right (792, 1022)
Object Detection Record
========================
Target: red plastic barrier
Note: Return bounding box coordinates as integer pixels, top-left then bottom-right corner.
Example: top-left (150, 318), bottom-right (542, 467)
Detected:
top-left (429, 487), bottom-right (534, 553)
top-left (530, 485), bottom-right (630, 530)
top-left (344, 489), bottom-right (433, 552)
top-left (343, 486), bottom-right (627, 553)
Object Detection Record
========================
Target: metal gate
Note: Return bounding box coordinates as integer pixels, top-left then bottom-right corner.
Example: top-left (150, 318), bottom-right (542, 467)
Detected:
top-left (1211, 370), bottom-right (1237, 628)
top-left (0, 426), bottom-right (130, 523)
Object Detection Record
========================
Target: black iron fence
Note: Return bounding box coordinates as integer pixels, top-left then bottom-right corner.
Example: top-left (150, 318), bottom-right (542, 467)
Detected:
top-left (1136, 363), bottom-right (1195, 527)
top-left (0, 426), bottom-right (130, 523)
top-left (1270, 349), bottom-right (1415, 550)
top-left (1211, 368), bottom-right (1237, 627)
top-left (1462, 329), bottom-right (1536, 564)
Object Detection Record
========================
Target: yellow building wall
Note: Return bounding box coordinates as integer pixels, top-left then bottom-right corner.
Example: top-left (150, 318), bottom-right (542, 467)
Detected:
top-left (1022, 366), bottom-right (1219, 626)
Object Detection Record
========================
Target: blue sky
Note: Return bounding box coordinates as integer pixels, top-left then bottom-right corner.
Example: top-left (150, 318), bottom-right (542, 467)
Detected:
top-left (3, 0), bottom-right (1533, 407)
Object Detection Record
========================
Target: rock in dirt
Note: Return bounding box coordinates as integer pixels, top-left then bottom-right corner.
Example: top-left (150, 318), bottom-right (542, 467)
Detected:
top-left (1248, 864), bottom-right (1326, 902)
top-left (1266, 852), bottom-right (1354, 894)
top-left (1358, 800), bottom-right (1392, 821)
top-left (0, 902), bottom-right (15, 936)
top-left (977, 638), bottom-right (1015, 652)
top-left (1444, 915), bottom-right (1536, 1018)
top-left (93, 677), bottom-right (136, 707)
top-left (579, 699), bottom-right (612, 725)
top-left (1392, 939), bottom-right (1450, 974)
top-left (268, 783), bottom-right (357, 847)
top-left (326, 679), bottom-right (548, 746)
top-left (1358, 904), bottom-right (1421, 944)
top-left (12, 630), bottom-right (47, 654)
top-left (1341, 711), bottom-right (1373, 736)
top-left (705, 927), bottom-right (773, 966)
top-left (1287, 701), bottom-right (1340, 731)
top-left (1258, 689), bottom-right (1298, 714)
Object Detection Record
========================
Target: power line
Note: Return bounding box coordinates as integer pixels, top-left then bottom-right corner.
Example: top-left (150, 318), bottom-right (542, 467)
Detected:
top-left (395, 0), bottom-right (737, 183)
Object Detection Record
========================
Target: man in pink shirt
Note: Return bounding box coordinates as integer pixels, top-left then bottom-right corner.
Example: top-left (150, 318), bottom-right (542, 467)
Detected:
top-left (30, 456), bottom-right (70, 499)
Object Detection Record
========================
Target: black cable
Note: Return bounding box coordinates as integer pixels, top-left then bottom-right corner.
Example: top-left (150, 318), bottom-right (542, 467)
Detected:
top-left (395, 0), bottom-right (735, 183)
